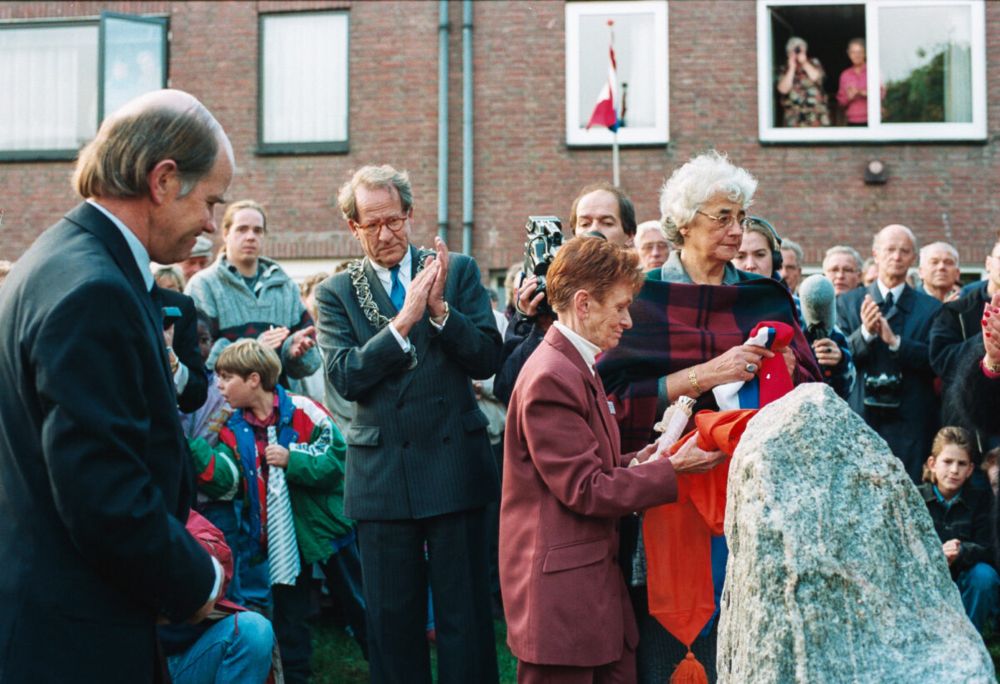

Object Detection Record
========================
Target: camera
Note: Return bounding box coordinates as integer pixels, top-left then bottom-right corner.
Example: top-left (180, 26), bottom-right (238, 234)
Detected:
top-left (522, 216), bottom-right (565, 317)
top-left (863, 372), bottom-right (903, 409)
top-left (794, 46), bottom-right (802, 55)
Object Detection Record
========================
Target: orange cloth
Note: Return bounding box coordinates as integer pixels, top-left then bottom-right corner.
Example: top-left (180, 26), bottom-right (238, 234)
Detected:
top-left (643, 409), bottom-right (756, 647)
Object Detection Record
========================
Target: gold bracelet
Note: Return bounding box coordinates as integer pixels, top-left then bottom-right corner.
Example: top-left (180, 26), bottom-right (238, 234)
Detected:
top-left (687, 367), bottom-right (702, 396)
top-left (984, 356), bottom-right (1000, 375)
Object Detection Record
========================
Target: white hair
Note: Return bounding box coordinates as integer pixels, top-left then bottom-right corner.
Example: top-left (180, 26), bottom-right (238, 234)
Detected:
top-left (635, 220), bottom-right (668, 241)
top-left (919, 241), bottom-right (959, 266)
top-left (823, 245), bottom-right (863, 270)
top-left (658, 150), bottom-right (758, 246)
top-left (872, 224), bottom-right (918, 252)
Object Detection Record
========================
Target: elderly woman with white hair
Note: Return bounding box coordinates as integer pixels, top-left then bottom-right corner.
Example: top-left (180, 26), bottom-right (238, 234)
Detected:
top-left (649, 151), bottom-right (797, 399)
top-left (776, 36), bottom-right (830, 127)
top-left (606, 151), bottom-right (822, 683)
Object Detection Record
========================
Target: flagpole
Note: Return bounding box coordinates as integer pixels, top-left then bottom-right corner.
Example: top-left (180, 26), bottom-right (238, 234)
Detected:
top-left (612, 131), bottom-right (619, 186)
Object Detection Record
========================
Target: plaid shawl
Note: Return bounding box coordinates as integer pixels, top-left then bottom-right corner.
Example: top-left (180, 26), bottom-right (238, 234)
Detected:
top-left (598, 276), bottom-right (822, 452)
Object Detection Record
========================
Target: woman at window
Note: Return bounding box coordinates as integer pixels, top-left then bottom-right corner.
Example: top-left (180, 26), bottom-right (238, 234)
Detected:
top-left (776, 36), bottom-right (831, 127)
top-left (837, 38), bottom-right (869, 126)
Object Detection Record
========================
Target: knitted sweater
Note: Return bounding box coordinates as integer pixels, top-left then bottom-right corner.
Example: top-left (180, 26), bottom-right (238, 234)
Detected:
top-left (185, 255), bottom-right (320, 380)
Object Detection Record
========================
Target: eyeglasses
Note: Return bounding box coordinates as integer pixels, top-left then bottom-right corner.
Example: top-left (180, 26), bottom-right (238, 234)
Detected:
top-left (354, 214), bottom-right (408, 235)
top-left (696, 209), bottom-right (747, 230)
top-left (826, 266), bottom-right (859, 275)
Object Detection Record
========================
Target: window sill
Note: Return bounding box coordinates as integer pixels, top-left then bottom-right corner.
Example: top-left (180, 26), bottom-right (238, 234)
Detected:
top-left (255, 141), bottom-right (349, 156)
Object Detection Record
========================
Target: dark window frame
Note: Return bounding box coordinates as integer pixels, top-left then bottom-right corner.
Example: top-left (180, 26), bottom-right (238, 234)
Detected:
top-left (256, 10), bottom-right (351, 156)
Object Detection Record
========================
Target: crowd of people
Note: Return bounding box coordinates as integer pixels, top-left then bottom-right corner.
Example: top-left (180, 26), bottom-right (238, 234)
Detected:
top-left (0, 89), bottom-right (998, 684)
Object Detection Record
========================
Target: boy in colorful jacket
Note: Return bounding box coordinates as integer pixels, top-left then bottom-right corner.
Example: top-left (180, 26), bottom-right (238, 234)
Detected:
top-left (189, 339), bottom-right (366, 682)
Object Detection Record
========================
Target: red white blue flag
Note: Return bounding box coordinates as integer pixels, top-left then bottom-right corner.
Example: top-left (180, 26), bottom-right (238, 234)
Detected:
top-left (586, 23), bottom-right (622, 132)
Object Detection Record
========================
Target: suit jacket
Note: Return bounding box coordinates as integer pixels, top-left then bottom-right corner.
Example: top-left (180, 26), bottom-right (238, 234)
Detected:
top-left (837, 282), bottom-right (941, 481)
top-left (0, 203), bottom-right (216, 683)
top-left (156, 286), bottom-right (209, 414)
top-left (499, 326), bottom-right (679, 667)
top-left (315, 245), bottom-right (502, 520)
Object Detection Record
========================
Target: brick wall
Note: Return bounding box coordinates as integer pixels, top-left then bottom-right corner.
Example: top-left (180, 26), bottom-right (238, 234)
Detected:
top-left (1, 0), bottom-right (998, 276)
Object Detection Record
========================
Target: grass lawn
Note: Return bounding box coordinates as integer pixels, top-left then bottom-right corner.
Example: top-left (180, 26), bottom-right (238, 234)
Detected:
top-left (312, 614), bottom-right (1000, 683)
top-left (311, 615), bottom-right (518, 684)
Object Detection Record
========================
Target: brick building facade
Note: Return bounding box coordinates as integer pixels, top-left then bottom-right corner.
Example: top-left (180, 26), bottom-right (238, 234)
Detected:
top-left (1, 0), bottom-right (998, 286)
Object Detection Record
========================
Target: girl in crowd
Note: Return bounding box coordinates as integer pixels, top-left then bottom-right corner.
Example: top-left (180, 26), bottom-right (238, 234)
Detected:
top-left (919, 426), bottom-right (999, 632)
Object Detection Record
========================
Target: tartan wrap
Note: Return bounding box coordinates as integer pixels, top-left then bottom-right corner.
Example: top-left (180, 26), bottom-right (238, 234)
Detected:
top-left (597, 276), bottom-right (822, 452)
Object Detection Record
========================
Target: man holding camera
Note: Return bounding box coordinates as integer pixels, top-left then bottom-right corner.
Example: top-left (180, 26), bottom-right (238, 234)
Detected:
top-left (494, 183), bottom-right (637, 404)
top-left (837, 224), bottom-right (941, 483)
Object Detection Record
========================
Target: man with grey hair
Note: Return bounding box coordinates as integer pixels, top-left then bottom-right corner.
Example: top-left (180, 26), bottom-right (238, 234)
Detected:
top-left (635, 220), bottom-right (671, 271)
top-left (779, 237), bottom-right (804, 293)
top-left (0, 90), bottom-right (234, 681)
top-left (919, 241), bottom-right (961, 302)
top-left (837, 224), bottom-right (942, 482)
top-left (823, 245), bottom-right (863, 295)
top-left (316, 164), bottom-right (502, 684)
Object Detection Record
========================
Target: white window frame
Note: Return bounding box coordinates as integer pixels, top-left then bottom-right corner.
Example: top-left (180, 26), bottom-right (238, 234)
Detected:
top-left (756, 0), bottom-right (987, 143)
top-left (565, 1), bottom-right (669, 146)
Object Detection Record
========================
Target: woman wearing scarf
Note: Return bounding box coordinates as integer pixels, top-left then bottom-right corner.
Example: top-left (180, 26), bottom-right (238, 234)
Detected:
top-left (499, 237), bottom-right (727, 683)
top-left (600, 151), bottom-right (822, 682)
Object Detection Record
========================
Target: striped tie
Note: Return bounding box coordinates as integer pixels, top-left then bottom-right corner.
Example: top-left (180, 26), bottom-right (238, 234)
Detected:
top-left (265, 425), bottom-right (301, 586)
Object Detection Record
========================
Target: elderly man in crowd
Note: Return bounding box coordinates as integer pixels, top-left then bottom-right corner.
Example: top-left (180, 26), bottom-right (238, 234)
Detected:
top-left (837, 224), bottom-right (942, 482)
top-left (178, 234), bottom-right (215, 282)
top-left (316, 165), bottom-right (502, 684)
top-left (495, 183), bottom-right (637, 404)
top-left (185, 199), bottom-right (319, 387)
top-left (635, 220), bottom-right (672, 272)
top-left (0, 89), bottom-right (232, 682)
top-left (919, 241), bottom-right (962, 302)
top-left (823, 245), bottom-right (863, 295)
top-left (779, 237), bottom-right (804, 293)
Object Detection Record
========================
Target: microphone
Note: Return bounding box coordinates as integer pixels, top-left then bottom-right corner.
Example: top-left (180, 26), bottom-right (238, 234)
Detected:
top-left (798, 274), bottom-right (836, 343)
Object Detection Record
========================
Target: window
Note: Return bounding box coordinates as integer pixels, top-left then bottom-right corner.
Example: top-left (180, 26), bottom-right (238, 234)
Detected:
top-left (258, 12), bottom-right (349, 154)
top-left (0, 13), bottom-right (167, 160)
top-left (756, 0), bottom-right (986, 143)
top-left (565, 1), bottom-right (669, 146)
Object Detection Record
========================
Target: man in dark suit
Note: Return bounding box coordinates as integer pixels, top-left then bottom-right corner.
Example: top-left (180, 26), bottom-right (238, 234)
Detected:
top-left (158, 285), bottom-right (210, 414)
top-left (837, 224), bottom-right (942, 482)
top-left (315, 164), bottom-right (502, 684)
top-left (0, 89), bottom-right (232, 682)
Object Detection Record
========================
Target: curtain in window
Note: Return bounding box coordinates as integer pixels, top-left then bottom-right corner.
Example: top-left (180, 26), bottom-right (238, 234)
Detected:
top-left (261, 13), bottom-right (348, 144)
top-left (0, 26), bottom-right (98, 150)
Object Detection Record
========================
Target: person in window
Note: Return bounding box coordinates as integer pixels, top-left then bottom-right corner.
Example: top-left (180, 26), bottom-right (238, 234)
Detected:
top-left (836, 38), bottom-right (869, 126)
top-left (776, 36), bottom-right (831, 128)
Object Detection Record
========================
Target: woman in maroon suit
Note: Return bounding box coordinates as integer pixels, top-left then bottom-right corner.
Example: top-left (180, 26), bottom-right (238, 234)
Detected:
top-left (500, 237), bottom-right (727, 683)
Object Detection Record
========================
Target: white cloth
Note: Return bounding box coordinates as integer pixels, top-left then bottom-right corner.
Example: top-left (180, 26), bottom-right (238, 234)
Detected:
top-left (713, 327), bottom-right (771, 410)
top-left (265, 425), bottom-right (301, 586)
top-left (553, 321), bottom-right (601, 376)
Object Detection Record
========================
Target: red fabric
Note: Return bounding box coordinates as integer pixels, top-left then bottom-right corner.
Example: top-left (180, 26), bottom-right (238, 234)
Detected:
top-left (643, 410), bottom-right (756, 647)
top-left (185, 509), bottom-right (244, 614)
top-left (749, 321), bottom-right (795, 406)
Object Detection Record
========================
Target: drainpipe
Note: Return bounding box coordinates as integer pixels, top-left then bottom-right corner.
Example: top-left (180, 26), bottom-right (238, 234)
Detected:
top-left (461, 0), bottom-right (473, 255)
top-left (437, 1), bottom-right (450, 243)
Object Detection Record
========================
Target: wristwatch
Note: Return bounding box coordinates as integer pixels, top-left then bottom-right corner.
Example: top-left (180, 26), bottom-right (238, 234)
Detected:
top-left (431, 301), bottom-right (450, 325)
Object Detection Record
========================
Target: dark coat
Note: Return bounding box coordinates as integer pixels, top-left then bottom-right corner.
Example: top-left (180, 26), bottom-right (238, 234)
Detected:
top-left (156, 286), bottom-right (209, 414)
top-left (837, 282), bottom-right (942, 482)
top-left (918, 483), bottom-right (994, 577)
top-left (930, 284), bottom-right (1000, 448)
top-left (314, 245), bottom-right (502, 520)
top-left (0, 203), bottom-right (216, 682)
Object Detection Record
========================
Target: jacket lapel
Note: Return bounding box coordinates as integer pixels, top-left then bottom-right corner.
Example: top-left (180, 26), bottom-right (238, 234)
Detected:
top-left (66, 203), bottom-right (174, 383)
top-left (887, 284), bottom-right (914, 327)
top-left (546, 327), bottom-right (618, 467)
top-left (363, 258), bottom-right (399, 318)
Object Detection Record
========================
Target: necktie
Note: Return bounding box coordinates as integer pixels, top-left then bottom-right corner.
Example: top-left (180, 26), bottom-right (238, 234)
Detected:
top-left (881, 291), bottom-right (894, 314)
top-left (389, 264), bottom-right (406, 311)
top-left (265, 425), bottom-right (301, 586)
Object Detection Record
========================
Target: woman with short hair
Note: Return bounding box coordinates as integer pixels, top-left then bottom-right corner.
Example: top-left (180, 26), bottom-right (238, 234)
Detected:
top-left (500, 237), bottom-right (726, 683)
